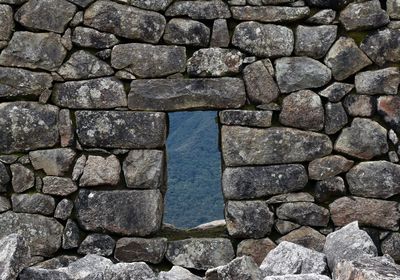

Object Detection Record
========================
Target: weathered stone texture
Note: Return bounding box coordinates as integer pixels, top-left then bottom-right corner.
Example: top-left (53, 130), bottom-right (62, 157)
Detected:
top-left (219, 110), bottom-right (273, 128)
top-left (222, 126), bottom-right (332, 166)
top-left (84, 0), bottom-right (166, 43)
top-left (72, 27), bottom-right (119, 49)
top-left (0, 32), bottom-right (67, 71)
top-left (10, 164), bottom-right (34, 193)
top-left (0, 234), bottom-right (30, 280)
top-left (0, 211), bottom-right (63, 256)
top-left (166, 238), bottom-right (235, 270)
top-left (222, 164), bottom-right (307, 199)
top-left (277, 226), bottom-right (326, 252)
top-left (128, 78), bottom-right (246, 111)
top-left (355, 67), bottom-right (400, 95)
top-left (225, 200), bottom-right (274, 238)
top-left (75, 111), bottom-right (166, 149)
top-left (114, 237), bottom-right (167, 264)
top-left (75, 189), bottom-right (163, 236)
top-left (79, 155), bottom-right (121, 187)
top-left (295, 25), bottom-right (337, 59)
top-left (325, 102), bottom-right (348, 135)
top-left (237, 238), bottom-right (276, 266)
top-left (211, 19), bottom-right (230, 47)
top-left (205, 256), bottom-right (264, 280)
top-left (330, 196), bottom-right (400, 230)
top-left (378, 95), bottom-right (400, 133)
top-left (165, 0), bottom-right (231, 19)
top-left (0, 102), bottom-right (59, 154)
top-left (334, 118), bottom-right (388, 160)
top-left (42, 177), bottom-right (77, 196)
top-left (78, 234), bottom-right (115, 257)
top-left (343, 94), bottom-right (375, 117)
top-left (164, 18), bottom-right (210, 47)
top-left (232, 22), bottom-right (294, 57)
top-left (0, 4), bottom-right (13, 41)
top-left (111, 43), bottom-right (186, 78)
top-left (319, 82), bottom-right (354, 102)
top-left (12, 193), bottom-right (55, 216)
top-left (29, 148), bottom-right (76, 176)
top-left (276, 202), bottom-right (330, 227)
top-left (53, 78), bottom-right (127, 109)
top-left (15, 0), bottom-right (77, 33)
top-left (231, 6), bottom-right (310, 22)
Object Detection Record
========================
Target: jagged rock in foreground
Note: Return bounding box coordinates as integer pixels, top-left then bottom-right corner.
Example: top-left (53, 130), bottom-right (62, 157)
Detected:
top-left (323, 221), bottom-right (378, 271)
top-left (0, 234), bottom-right (30, 280)
top-left (205, 256), bottom-right (263, 280)
top-left (260, 241), bottom-right (329, 276)
top-left (264, 275), bottom-right (331, 280)
top-left (159, 266), bottom-right (202, 280)
top-left (334, 256), bottom-right (400, 280)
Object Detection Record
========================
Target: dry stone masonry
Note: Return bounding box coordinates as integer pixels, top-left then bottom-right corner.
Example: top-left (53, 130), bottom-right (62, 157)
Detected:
top-left (0, 0), bottom-right (400, 279)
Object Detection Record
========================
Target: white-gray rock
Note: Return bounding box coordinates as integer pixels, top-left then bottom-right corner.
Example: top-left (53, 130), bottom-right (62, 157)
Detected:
top-left (29, 148), bottom-right (76, 177)
top-left (0, 234), bottom-right (30, 280)
top-left (355, 67), bottom-right (400, 95)
top-left (159, 266), bottom-right (202, 280)
top-left (205, 256), bottom-right (264, 280)
top-left (260, 241), bottom-right (329, 276)
top-left (79, 155), bottom-right (121, 187)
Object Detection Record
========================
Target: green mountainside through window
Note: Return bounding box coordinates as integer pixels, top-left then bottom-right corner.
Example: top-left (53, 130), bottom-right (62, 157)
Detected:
top-left (164, 111), bottom-right (224, 228)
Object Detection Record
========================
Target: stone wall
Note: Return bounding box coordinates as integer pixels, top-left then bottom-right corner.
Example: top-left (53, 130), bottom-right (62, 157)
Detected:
top-left (0, 0), bottom-right (400, 274)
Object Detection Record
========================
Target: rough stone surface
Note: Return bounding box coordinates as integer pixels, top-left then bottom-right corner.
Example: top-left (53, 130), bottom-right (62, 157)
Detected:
top-left (339, 0), bottom-right (389, 31)
top-left (232, 22), bottom-right (294, 57)
top-left (0, 107), bottom-right (25, 140)
top-left (15, 0), bottom-right (76, 33)
top-left (75, 189), bottom-right (163, 236)
top-left (276, 202), bottom-right (330, 227)
top-left (128, 78), bottom-right (246, 111)
top-left (231, 6), bottom-right (310, 22)
top-left (222, 126), bottom-right (332, 166)
top-left (42, 177), bottom-right (77, 196)
top-left (295, 25), bottom-right (337, 59)
top-left (0, 4), bottom-right (13, 41)
top-left (325, 102), bottom-right (348, 135)
top-left (62, 219), bottom-right (81, 250)
top-left (237, 238), bottom-right (276, 266)
top-left (58, 50), bottom-right (113, 80)
top-left (131, 0), bottom-right (173, 11)
top-left (309, 155), bottom-right (353, 180)
top-left (0, 67), bottom-right (52, 99)
top-left (58, 110), bottom-right (74, 148)
top-left (78, 234), bottom-right (115, 257)
top-left (279, 90), bottom-right (324, 131)
top-left (0, 32), bottom-right (67, 71)
top-left (53, 77), bottom-right (127, 109)
top-left (324, 222), bottom-right (378, 271)
top-left (114, 237), bottom-right (167, 264)
top-left (54, 199), bottom-right (73, 221)
top-left (0, 234), bottom-right (30, 280)
top-left (334, 118), bottom-right (388, 160)
top-left (159, 266), bottom-right (202, 280)
top-left (123, 150), bottom-right (163, 189)
top-left (355, 67), bottom-right (400, 95)
top-left (75, 111), bottom-right (166, 149)
top-left (103, 262), bottom-right (157, 280)
top-left (0, 212), bottom-right (63, 256)
top-left (314, 176), bottom-right (346, 203)
top-left (205, 256), bottom-right (264, 280)
top-left (211, 19), bottom-right (230, 47)
top-left (267, 193), bottom-right (314, 204)
top-left (166, 238), bottom-right (235, 270)
top-left (264, 275), bottom-right (331, 280)
top-left (306, 9), bottom-right (336, 24)
top-left (381, 233), bottom-right (400, 262)
top-left (29, 148), bottom-right (76, 176)
top-left (318, 82), bottom-right (354, 102)
top-left (330, 196), bottom-right (400, 231)
top-left (277, 227), bottom-right (326, 252)
top-left (164, 19), bottom-right (210, 47)
top-left (111, 43), bottom-right (186, 78)
top-left (222, 164), bottom-right (307, 199)
top-left (378, 95), bottom-right (400, 133)
top-left (334, 256), bottom-right (400, 280)
top-left (260, 241), bottom-right (329, 276)
top-left (324, 37), bottom-right (372, 81)
top-left (72, 27), bottom-right (119, 49)
top-left (67, 0), bottom-right (94, 7)
top-left (219, 110), bottom-right (273, 128)
top-left (388, 0), bottom-right (400, 19)
top-left (0, 196), bottom-right (10, 213)
top-left (187, 48), bottom-right (243, 77)
top-left (360, 28), bottom-right (400, 66)
top-left (243, 60), bottom-right (280, 104)
top-left (12, 193), bottom-right (55, 216)
top-left (84, 0), bottom-right (166, 43)
top-left (79, 155), bottom-right (121, 187)
top-left (225, 200), bottom-right (274, 238)
top-left (11, 164), bottom-right (34, 193)
top-left (165, 0), bottom-right (231, 19)
top-left (343, 95), bottom-right (374, 117)
top-left (347, 161), bottom-right (400, 199)
top-left (275, 57), bottom-right (331, 93)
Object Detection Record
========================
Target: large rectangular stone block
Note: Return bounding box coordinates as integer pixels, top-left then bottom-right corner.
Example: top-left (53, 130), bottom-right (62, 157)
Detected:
top-left (75, 110), bottom-right (166, 149)
top-left (128, 78), bottom-right (246, 111)
top-left (75, 190), bottom-right (163, 236)
top-left (221, 126), bottom-right (332, 166)
top-left (0, 102), bottom-right (59, 154)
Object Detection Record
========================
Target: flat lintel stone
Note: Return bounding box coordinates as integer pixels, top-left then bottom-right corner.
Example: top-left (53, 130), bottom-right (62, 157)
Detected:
top-left (128, 78), bottom-right (246, 111)
top-left (221, 126), bottom-right (333, 166)
top-left (75, 110), bottom-right (166, 149)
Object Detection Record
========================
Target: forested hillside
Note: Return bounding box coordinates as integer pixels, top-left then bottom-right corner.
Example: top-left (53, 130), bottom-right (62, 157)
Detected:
top-left (164, 111), bottom-right (224, 228)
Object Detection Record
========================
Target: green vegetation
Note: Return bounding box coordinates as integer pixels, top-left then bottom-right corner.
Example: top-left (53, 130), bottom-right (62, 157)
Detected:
top-left (164, 111), bottom-right (224, 229)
